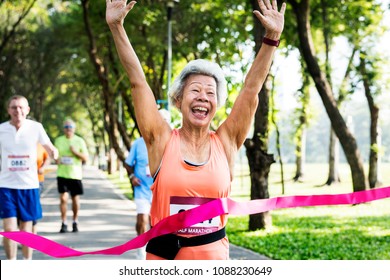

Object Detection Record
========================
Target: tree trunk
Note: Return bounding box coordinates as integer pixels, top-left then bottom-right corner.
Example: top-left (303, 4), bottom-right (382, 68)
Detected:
top-left (270, 74), bottom-right (285, 193)
top-left (245, 85), bottom-right (274, 230)
top-left (294, 64), bottom-right (310, 182)
top-left (326, 128), bottom-right (340, 185)
top-left (244, 0), bottom-right (276, 231)
top-left (81, 0), bottom-right (125, 162)
top-left (106, 37), bottom-right (135, 150)
top-left (288, 0), bottom-right (367, 191)
top-left (245, 138), bottom-right (275, 230)
top-left (294, 126), bottom-right (306, 182)
top-left (83, 97), bottom-right (104, 167)
top-left (320, 0), bottom-right (340, 186)
top-left (360, 52), bottom-right (381, 189)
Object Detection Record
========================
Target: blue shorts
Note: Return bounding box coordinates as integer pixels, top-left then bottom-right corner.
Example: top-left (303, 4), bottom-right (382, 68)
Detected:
top-left (0, 188), bottom-right (42, 222)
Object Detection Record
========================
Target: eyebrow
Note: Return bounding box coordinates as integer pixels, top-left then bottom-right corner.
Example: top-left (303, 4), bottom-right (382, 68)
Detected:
top-left (189, 81), bottom-right (216, 88)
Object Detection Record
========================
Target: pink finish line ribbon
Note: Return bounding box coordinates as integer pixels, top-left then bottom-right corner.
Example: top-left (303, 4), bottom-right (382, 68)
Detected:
top-left (1, 186), bottom-right (390, 258)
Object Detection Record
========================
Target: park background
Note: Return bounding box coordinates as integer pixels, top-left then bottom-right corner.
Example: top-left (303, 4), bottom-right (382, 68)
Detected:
top-left (1, 0), bottom-right (390, 259)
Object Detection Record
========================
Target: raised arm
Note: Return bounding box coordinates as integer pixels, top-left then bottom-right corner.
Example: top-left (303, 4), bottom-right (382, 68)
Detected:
top-left (217, 0), bottom-right (286, 166)
top-left (106, 0), bottom-right (171, 175)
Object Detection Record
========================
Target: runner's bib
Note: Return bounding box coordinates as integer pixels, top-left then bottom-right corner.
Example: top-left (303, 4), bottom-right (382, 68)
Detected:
top-left (60, 156), bottom-right (74, 165)
top-left (7, 155), bottom-right (30, 171)
top-left (170, 196), bottom-right (220, 235)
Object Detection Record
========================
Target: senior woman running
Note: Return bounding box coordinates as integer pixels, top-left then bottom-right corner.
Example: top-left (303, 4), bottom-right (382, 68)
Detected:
top-left (106, 0), bottom-right (285, 260)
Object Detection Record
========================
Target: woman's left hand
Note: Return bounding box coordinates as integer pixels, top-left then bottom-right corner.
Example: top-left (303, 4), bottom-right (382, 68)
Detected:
top-left (106, 0), bottom-right (137, 26)
top-left (253, 0), bottom-right (286, 40)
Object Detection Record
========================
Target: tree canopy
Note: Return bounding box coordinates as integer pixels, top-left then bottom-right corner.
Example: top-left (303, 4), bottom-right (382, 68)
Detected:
top-left (1, 0), bottom-right (389, 191)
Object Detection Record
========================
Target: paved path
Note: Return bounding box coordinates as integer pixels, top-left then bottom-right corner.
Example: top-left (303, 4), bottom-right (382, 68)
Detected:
top-left (0, 165), bottom-right (269, 260)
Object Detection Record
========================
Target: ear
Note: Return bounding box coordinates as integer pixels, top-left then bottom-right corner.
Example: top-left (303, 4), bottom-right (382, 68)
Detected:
top-left (175, 98), bottom-right (182, 111)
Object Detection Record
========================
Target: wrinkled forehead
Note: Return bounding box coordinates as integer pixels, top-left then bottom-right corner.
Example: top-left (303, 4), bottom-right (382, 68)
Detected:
top-left (186, 74), bottom-right (217, 88)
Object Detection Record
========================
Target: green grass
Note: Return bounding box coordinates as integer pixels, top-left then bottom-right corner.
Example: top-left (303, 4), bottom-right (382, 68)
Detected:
top-left (106, 162), bottom-right (390, 259)
top-left (228, 162), bottom-right (390, 259)
top-left (227, 200), bottom-right (390, 259)
top-left (106, 171), bottom-right (133, 200)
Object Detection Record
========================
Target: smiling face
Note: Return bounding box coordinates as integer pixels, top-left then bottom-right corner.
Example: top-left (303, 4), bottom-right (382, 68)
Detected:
top-left (7, 96), bottom-right (30, 128)
top-left (176, 74), bottom-right (218, 128)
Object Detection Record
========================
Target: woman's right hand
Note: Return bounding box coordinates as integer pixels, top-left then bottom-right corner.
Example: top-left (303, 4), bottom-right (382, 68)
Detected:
top-left (106, 0), bottom-right (137, 26)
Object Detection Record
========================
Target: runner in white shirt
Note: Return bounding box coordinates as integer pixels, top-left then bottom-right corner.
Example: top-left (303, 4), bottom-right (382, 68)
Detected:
top-left (0, 95), bottom-right (58, 260)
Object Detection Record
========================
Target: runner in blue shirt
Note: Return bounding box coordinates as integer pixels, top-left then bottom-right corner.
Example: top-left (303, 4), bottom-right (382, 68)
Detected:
top-left (124, 136), bottom-right (153, 259)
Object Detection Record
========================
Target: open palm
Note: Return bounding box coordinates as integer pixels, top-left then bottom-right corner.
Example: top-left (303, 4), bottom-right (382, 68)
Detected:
top-left (106, 0), bottom-right (136, 25)
top-left (254, 0), bottom-right (286, 37)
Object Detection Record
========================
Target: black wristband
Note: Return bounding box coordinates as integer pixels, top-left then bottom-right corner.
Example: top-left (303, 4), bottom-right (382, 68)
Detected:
top-left (262, 37), bottom-right (280, 47)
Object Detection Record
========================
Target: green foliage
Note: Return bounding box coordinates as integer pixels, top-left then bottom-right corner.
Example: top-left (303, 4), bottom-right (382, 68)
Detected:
top-left (1, 0), bottom-right (389, 172)
top-left (358, 50), bottom-right (387, 98)
top-left (228, 162), bottom-right (390, 259)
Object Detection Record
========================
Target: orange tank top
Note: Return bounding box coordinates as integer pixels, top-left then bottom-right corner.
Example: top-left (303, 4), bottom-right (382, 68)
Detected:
top-left (148, 129), bottom-right (231, 260)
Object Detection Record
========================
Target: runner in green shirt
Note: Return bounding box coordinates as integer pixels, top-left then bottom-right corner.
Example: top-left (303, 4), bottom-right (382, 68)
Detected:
top-left (55, 119), bottom-right (88, 233)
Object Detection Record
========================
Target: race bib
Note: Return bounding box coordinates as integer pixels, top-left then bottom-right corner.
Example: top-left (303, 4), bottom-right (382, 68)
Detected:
top-left (7, 155), bottom-right (30, 171)
top-left (60, 156), bottom-right (74, 165)
top-left (170, 196), bottom-right (220, 235)
top-left (145, 165), bottom-right (151, 177)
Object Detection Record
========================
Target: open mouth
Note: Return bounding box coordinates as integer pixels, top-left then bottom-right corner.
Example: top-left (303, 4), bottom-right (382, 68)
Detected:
top-left (192, 106), bottom-right (209, 118)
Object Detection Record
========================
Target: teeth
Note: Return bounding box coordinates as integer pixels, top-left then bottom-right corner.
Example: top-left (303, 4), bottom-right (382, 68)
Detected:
top-left (193, 107), bottom-right (207, 112)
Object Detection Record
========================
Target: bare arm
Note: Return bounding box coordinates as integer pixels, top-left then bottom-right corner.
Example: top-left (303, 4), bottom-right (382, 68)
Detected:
top-left (70, 146), bottom-right (88, 163)
top-left (217, 0), bottom-right (286, 168)
top-left (123, 162), bottom-right (133, 175)
top-left (123, 162), bottom-right (140, 186)
top-left (106, 0), bottom-right (171, 175)
top-left (42, 143), bottom-right (58, 161)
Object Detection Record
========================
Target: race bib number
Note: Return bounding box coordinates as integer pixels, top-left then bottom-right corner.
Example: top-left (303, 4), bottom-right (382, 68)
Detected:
top-left (170, 196), bottom-right (220, 235)
top-left (60, 156), bottom-right (74, 165)
top-left (7, 155), bottom-right (30, 171)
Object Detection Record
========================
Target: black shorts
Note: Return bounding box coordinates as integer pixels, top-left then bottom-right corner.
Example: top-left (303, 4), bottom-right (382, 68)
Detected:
top-left (57, 177), bottom-right (84, 197)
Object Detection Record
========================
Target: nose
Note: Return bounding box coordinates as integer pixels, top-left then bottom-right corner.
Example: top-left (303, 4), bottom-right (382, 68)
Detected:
top-left (196, 90), bottom-right (209, 102)
top-left (15, 106), bottom-right (23, 113)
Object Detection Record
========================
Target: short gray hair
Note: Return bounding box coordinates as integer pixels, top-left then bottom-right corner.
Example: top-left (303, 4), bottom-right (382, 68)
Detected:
top-left (63, 118), bottom-right (76, 128)
top-left (168, 59), bottom-right (227, 109)
top-left (7, 95), bottom-right (28, 108)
